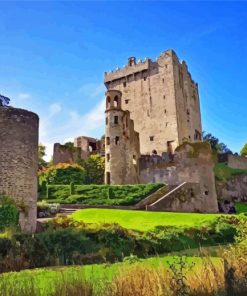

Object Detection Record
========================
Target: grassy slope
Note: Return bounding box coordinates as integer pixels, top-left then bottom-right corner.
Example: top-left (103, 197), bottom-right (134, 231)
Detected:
top-left (0, 255), bottom-right (222, 296)
top-left (215, 163), bottom-right (247, 181)
top-left (71, 209), bottom-right (223, 231)
top-left (235, 202), bottom-right (247, 214)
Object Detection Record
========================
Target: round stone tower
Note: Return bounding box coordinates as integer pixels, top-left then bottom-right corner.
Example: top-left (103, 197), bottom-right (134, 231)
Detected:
top-left (105, 90), bottom-right (127, 184)
top-left (0, 107), bottom-right (39, 232)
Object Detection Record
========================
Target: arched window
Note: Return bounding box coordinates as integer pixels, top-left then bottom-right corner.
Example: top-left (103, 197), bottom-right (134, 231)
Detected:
top-left (114, 96), bottom-right (119, 108)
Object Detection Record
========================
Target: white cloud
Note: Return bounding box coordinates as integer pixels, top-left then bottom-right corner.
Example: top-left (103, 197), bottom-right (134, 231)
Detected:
top-left (40, 98), bottom-right (105, 161)
top-left (17, 93), bottom-right (31, 100)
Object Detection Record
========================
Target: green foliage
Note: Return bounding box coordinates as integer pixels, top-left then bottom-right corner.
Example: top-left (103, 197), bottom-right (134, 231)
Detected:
top-left (240, 143), bottom-right (247, 156)
top-left (78, 154), bottom-right (105, 185)
top-left (37, 201), bottom-right (60, 218)
top-left (39, 163), bottom-right (86, 186)
top-left (41, 183), bottom-right (164, 205)
top-left (0, 197), bottom-right (19, 231)
top-left (38, 144), bottom-right (47, 168)
top-left (214, 163), bottom-right (247, 181)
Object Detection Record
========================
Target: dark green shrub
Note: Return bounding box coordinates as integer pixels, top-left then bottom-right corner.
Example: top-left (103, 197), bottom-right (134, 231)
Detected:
top-left (70, 182), bottom-right (75, 195)
top-left (0, 197), bottom-right (19, 231)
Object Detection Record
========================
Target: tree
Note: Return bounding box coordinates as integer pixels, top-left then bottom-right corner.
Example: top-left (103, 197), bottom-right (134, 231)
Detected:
top-left (203, 132), bottom-right (232, 154)
top-left (240, 143), bottom-right (247, 156)
top-left (38, 163), bottom-right (86, 185)
top-left (38, 144), bottom-right (48, 168)
top-left (78, 154), bottom-right (105, 184)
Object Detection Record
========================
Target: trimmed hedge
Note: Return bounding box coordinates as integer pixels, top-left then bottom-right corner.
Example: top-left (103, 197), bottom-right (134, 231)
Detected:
top-left (42, 183), bottom-right (164, 205)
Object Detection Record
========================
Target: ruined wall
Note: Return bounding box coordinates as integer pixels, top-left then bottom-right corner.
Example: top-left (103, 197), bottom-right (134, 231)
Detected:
top-left (53, 143), bottom-right (81, 165)
top-left (228, 155), bottom-right (247, 170)
top-left (74, 136), bottom-right (105, 159)
top-left (0, 107), bottom-right (39, 232)
top-left (104, 50), bottom-right (202, 155)
top-left (140, 142), bottom-right (219, 213)
top-left (216, 174), bottom-right (247, 202)
top-left (105, 90), bottom-right (140, 184)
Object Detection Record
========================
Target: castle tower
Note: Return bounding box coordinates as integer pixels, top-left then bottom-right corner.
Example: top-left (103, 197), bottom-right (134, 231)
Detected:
top-left (105, 90), bottom-right (140, 184)
top-left (0, 107), bottom-right (39, 232)
top-left (104, 50), bottom-right (202, 156)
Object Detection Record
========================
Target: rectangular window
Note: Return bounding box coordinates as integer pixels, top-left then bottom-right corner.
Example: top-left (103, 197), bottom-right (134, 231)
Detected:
top-left (106, 154), bottom-right (110, 162)
top-left (106, 137), bottom-right (110, 145)
top-left (125, 99), bottom-right (129, 104)
top-left (114, 116), bottom-right (118, 124)
top-left (150, 136), bottom-right (154, 141)
top-left (106, 117), bottom-right (108, 125)
top-left (143, 77), bottom-right (147, 81)
top-left (123, 82), bottom-right (126, 87)
top-left (115, 136), bottom-right (120, 145)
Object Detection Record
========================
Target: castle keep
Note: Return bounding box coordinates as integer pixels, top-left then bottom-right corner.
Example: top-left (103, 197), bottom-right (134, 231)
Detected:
top-left (104, 50), bottom-right (218, 212)
top-left (104, 50), bottom-right (202, 156)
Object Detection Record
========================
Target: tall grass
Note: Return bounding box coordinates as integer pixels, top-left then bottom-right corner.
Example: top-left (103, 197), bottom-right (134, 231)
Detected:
top-left (1, 251), bottom-right (247, 296)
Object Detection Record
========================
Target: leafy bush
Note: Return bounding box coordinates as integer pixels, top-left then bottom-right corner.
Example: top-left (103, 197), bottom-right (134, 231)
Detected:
top-left (0, 197), bottom-right (19, 231)
top-left (41, 183), bottom-right (164, 205)
top-left (78, 155), bottom-right (105, 185)
top-left (0, 214), bottom-right (243, 272)
top-left (39, 163), bottom-right (86, 186)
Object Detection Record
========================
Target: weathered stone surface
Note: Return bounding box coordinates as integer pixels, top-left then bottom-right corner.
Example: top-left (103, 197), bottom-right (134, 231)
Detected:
top-left (53, 143), bottom-right (81, 165)
top-left (216, 174), bottom-right (247, 202)
top-left (0, 107), bottom-right (39, 232)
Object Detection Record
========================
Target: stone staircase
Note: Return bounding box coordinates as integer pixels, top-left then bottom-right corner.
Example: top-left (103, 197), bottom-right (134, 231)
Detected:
top-left (133, 185), bottom-right (171, 209)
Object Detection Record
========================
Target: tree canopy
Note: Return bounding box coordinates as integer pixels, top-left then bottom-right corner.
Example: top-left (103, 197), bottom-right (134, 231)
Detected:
top-left (240, 143), bottom-right (247, 156)
top-left (203, 132), bottom-right (232, 154)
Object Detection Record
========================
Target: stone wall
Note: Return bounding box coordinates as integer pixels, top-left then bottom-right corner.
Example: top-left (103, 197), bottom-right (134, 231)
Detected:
top-left (228, 155), bottom-right (247, 170)
top-left (141, 142), bottom-right (219, 213)
top-left (147, 182), bottom-right (207, 212)
top-left (53, 143), bottom-right (81, 165)
top-left (0, 107), bottom-right (39, 232)
top-left (216, 174), bottom-right (247, 202)
top-left (105, 50), bottom-right (202, 156)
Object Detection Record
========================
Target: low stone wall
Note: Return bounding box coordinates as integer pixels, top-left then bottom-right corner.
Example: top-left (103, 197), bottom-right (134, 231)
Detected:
top-left (228, 155), bottom-right (247, 170)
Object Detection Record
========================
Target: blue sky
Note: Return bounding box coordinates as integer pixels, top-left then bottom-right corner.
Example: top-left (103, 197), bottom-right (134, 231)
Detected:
top-left (0, 1), bottom-right (246, 160)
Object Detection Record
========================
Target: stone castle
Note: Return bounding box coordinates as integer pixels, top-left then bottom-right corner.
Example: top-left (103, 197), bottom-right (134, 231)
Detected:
top-left (104, 50), bottom-right (202, 156)
top-left (104, 50), bottom-right (218, 212)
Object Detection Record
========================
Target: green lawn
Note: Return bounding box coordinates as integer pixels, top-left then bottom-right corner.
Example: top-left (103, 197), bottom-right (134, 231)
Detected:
top-left (235, 202), bottom-right (247, 214)
top-left (215, 163), bottom-right (247, 181)
top-left (71, 209), bottom-right (223, 231)
top-left (0, 255), bottom-right (222, 296)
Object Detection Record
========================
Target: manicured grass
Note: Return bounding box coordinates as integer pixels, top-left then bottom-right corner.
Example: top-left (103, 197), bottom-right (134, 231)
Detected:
top-left (71, 209), bottom-right (223, 231)
top-left (0, 255), bottom-right (222, 296)
top-left (43, 183), bottom-right (164, 206)
top-left (215, 163), bottom-right (247, 181)
top-left (235, 202), bottom-right (247, 214)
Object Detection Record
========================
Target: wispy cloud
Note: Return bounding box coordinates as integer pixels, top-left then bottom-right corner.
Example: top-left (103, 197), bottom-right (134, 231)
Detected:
top-left (17, 93), bottom-right (31, 100)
